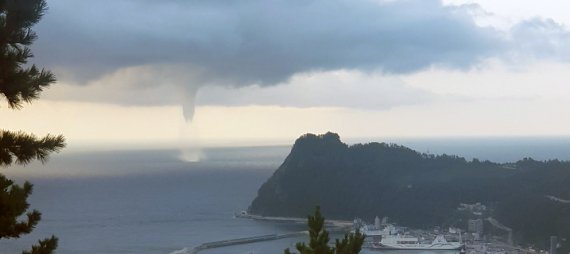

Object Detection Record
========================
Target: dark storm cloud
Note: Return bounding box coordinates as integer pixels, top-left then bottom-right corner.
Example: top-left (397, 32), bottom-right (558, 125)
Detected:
top-left (33, 0), bottom-right (570, 121)
top-left (33, 0), bottom-right (503, 85)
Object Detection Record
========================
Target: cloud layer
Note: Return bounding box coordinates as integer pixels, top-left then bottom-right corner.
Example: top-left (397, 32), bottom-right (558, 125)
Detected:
top-left (35, 0), bottom-right (502, 84)
top-left (32, 0), bottom-right (570, 120)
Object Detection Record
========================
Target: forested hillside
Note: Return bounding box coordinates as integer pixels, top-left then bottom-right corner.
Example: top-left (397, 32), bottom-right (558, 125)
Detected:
top-left (249, 132), bottom-right (570, 249)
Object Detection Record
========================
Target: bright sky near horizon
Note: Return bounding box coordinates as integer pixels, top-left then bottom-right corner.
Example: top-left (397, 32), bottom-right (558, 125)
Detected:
top-left (3, 0), bottom-right (570, 148)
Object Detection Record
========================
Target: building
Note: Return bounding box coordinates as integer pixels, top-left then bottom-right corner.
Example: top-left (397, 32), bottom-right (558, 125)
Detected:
top-left (374, 216), bottom-right (381, 229)
top-left (468, 219), bottom-right (484, 235)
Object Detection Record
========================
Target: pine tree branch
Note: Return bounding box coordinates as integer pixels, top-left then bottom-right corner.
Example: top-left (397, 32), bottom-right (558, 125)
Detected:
top-left (22, 235), bottom-right (58, 254)
top-left (0, 65), bottom-right (56, 109)
top-left (0, 130), bottom-right (66, 166)
top-left (286, 206), bottom-right (364, 254)
top-left (0, 175), bottom-right (41, 238)
top-left (1, 0), bottom-right (54, 109)
top-left (0, 2), bottom-right (60, 253)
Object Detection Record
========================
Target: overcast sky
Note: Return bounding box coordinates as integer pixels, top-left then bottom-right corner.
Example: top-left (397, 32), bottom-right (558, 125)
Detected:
top-left (3, 0), bottom-right (570, 147)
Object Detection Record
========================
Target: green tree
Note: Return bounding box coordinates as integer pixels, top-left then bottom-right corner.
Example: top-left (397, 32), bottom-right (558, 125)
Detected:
top-left (285, 206), bottom-right (365, 254)
top-left (1, 0), bottom-right (65, 253)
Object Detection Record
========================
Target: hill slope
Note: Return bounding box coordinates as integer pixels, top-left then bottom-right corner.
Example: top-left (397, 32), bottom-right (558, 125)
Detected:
top-left (249, 132), bottom-right (570, 248)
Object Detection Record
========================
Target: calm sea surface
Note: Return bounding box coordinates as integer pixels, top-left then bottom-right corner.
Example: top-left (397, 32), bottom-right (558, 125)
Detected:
top-left (2, 138), bottom-right (570, 253)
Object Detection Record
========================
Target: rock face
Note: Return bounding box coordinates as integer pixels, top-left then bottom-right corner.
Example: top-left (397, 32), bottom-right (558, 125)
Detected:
top-left (249, 132), bottom-right (570, 249)
top-left (250, 132), bottom-right (349, 217)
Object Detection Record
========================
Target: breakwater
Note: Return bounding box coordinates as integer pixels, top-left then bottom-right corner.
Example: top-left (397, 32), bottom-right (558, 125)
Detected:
top-left (189, 231), bottom-right (308, 254)
top-left (185, 214), bottom-right (353, 253)
top-left (235, 212), bottom-right (353, 228)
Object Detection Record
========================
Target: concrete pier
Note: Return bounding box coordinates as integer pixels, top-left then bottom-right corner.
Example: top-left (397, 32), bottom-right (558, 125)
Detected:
top-left (550, 236), bottom-right (558, 254)
top-left (234, 213), bottom-right (353, 228)
top-left (189, 231), bottom-right (308, 254)
top-left (181, 213), bottom-right (353, 254)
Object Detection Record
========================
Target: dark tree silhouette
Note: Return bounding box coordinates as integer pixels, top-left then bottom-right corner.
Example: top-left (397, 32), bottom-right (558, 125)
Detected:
top-left (0, 0), bottom-right (56, 109)
top-left (334, 231), bottom-right (365, 254)
top-left (284, 206), bottom-right (365, 254)
top-left (1, 0), bottom-right (65, 253)
top-left (1, 131), bottom-right (65, 165)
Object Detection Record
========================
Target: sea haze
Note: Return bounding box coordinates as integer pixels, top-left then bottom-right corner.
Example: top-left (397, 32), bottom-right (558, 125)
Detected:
top-left (1, 138), bottom-right (570, 253)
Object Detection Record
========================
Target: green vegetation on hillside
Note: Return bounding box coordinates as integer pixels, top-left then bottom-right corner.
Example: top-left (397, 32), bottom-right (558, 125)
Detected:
top-left (250, 132), bottom-right (570, 250)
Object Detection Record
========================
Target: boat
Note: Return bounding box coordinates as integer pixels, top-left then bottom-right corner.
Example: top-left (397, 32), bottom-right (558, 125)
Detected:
top-left (369, 235), bottom-right (463, 250)
top-left (359, 224), bottom-right (463, 251)
top-left (359, 224), bottom-right (397, 237)
top-left (368, 234), bottom-right (464, 250)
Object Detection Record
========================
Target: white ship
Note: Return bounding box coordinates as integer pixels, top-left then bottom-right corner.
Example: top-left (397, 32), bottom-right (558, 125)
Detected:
top-left (359, 224), bottom-right (397, 237)
top-left (369, 234), bottom-right (464, 250)
top-left (359, 224), bottom-right (463, 251)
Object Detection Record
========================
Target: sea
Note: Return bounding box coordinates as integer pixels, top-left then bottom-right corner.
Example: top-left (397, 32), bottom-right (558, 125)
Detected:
top-left (2, 137), bottom-right (570, 254)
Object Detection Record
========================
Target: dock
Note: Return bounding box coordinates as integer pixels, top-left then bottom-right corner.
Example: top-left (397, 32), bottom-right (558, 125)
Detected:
top-left (234, 212), bottom-right (353, 228)
top-left (175, 213), bottom-right (353, 254)
top-left (188, 231), bottom-right (308, 254)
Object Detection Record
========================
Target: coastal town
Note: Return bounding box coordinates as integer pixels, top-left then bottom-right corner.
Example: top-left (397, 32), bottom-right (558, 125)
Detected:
top-left (352, 202), bottom-right (561, 254)
top-left (232, 203), bottom-right (563, 254)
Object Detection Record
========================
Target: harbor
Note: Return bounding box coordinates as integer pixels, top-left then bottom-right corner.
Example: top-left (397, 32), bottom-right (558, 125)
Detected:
top-left (183, 210), bottom-right (559, 254)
